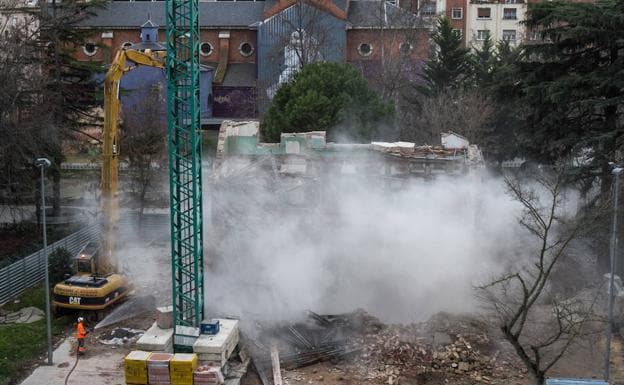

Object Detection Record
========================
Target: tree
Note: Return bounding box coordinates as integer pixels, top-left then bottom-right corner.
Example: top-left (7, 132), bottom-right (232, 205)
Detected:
top-left (38, 0), bottom-right (105, 215)
top-left (261, 62), bottom-right (394, 143)
top-left (478, 171), bottom-right (601, 385)
top-left (49, 247), bottom-right (73, 285)
top-left (517, 0), bottom-right (624, 194)
top-left (0, 0), bottom-right (51, 220)
top-left (121, 86), bottom-right (168, 220)
top-left (418, 16), bottom-right (471, 95)
top-left (401, 88), bottom-right (494, 145)
top-left (471, 34), bottom-right (495, 87)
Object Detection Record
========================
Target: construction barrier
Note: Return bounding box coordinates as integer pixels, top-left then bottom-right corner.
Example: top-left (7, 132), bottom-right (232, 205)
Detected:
top-left (0, 223), bottom-right (99, 306)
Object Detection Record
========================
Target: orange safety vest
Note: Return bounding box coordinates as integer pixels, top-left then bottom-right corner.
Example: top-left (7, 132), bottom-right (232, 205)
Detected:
top-left (77, 322), bottom-right (86, 339)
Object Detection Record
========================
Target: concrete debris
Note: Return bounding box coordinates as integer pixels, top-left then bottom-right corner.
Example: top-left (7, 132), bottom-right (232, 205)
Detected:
top-left (98, 327), bottom-right (144, 345)
top-left (136, 321), bottom-right (174, 352)
top-left (0, 306), bottom-right (44, 324)
top-left (249, 311), bottom-right (527, 385)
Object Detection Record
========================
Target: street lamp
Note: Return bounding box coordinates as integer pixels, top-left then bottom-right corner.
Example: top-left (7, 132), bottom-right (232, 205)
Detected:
top-left (35, 157), bottom-right (53, 365)
top-left (604, 165), bottom-right (623, 381)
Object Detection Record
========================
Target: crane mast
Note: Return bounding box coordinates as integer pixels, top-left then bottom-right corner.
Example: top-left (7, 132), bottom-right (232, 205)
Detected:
top-left (166, 0), bottom-right (205, 346)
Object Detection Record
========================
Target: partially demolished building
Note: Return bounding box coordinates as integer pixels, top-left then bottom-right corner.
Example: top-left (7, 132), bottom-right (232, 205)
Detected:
top-left (212, 120), bottom-right (484, 180)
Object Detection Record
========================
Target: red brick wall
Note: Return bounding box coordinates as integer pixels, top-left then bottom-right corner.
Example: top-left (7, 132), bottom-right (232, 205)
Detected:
top-left (346, 29), bottom-right (429, 62)
top-left (73, 28), bottom-right (257, 64)
top-left (445, 0), bottom-right (467, 33)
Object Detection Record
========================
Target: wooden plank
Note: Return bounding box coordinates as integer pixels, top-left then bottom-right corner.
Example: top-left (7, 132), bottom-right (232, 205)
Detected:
top-left (270, 343), bottom-right (282, 385)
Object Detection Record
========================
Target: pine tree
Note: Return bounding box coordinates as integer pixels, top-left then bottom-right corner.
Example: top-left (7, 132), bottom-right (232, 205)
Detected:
top-left (518, 0), bottom-right (624, 193)
top-left (471, 34), bottom-right (495, 88)
top-left (419, 16), bottom-right (471, 95)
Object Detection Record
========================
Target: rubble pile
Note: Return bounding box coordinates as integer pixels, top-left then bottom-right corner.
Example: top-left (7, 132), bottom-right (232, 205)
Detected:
top-left (351, 313), bottom-right (525, 383)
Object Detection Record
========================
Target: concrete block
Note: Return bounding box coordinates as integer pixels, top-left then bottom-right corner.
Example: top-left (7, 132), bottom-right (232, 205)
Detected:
top-left (136, 322), bottom-right (174, 352)
top-left (156, 306), bottom-right (173, 329)
top-left (194, 319), bottom-right (239, 360)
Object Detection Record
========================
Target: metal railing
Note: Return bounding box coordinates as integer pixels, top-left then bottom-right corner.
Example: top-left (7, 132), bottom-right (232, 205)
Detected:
top-left (0, 223), bottom-right (100, 306)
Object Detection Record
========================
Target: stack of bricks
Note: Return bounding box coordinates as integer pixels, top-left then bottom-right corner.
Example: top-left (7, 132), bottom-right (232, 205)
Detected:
top-left (147, 352), bottom-right (173, 385)
top-left (193, 366), bottom-right (225, 385)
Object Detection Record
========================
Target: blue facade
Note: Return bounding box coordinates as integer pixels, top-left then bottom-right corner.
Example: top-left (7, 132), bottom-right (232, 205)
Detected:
top-left (257, 3), bottom-right (346, 101)
top-left (119, 64), bottom-right (214, 120)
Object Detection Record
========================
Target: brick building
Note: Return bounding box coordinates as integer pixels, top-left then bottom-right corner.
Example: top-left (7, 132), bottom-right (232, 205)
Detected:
top-left (75, 0), bottom-right (430, 123)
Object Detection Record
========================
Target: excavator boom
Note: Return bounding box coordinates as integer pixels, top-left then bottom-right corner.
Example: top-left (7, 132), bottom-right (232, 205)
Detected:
top-left (100, 48), bottom-right (164, 274)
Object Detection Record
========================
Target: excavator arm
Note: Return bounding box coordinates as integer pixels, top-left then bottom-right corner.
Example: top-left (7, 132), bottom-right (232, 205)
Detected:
top-left (100, 48), bottom-right (165, 274)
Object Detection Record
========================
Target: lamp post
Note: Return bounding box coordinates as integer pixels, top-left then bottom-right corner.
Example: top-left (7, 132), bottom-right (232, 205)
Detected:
top-left (605, 165), bottom-right (623, 381)
top-left (35, 157), bottom-right (53, 365)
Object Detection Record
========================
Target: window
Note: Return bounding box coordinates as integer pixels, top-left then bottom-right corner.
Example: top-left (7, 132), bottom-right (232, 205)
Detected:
top-left (200, 42), bottom-right (213, 56)
top-left (421, 3), bottom-right (436, 16)
top-left (453, 29), bottom-right (463, 38)
top-left (502, 29), bottom-right (517, 41)
top-left (477, 7), bottom-right (491, 19)
top-left (476, 30), bottom-right (490, 41)
top-left (503, 8), bottom-right (517, 20)
top-left (82, 42), bottom-right (97, 56)
top-left (239, 42), bottom-right (254, 57)
top-left (504, 0), bottom-right (518, 4)
top-left (358, 42), bottom-right (373, 56)
top-left (451, 7), bottom-right (463, 19)
top-left (399, 42), bottom-right (412, 56)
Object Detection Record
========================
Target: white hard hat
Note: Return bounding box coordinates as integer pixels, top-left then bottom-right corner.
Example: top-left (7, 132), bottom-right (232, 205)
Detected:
top-left (77, 317), bottom-right (84, 322)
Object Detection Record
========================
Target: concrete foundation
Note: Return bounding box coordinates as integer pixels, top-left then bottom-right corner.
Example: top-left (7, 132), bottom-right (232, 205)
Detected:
top-left (194, 318), bottom-right (239, 367)
top-left (136, 322), bottom-right (174, 353)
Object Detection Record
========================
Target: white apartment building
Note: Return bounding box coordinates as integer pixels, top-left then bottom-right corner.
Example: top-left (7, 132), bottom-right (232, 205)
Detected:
top-left (465, 0), bottom-right (526, 47)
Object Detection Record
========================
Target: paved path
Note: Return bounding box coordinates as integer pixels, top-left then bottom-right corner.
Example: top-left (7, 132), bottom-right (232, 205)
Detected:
top-left (20, 340), bottom-right (126, 385)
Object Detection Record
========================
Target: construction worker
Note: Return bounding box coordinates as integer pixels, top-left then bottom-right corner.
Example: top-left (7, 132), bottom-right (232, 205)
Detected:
top-left (76, 317), bottom-right (87, 354)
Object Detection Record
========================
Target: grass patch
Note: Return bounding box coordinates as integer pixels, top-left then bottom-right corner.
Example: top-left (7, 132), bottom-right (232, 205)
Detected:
top-left (0, 286), bottom-right (71, 385)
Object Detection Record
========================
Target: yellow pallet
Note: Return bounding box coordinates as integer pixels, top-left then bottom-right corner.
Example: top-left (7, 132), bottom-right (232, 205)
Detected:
top-left (124, 350), bottom-right (151, 385)
top-left (170, 370), bottom-right (194, 385)
top-left (170, 353), bottom-right (198, 373)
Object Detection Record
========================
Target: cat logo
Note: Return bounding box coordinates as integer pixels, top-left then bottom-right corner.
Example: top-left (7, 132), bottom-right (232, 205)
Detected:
top-left (69, 297), bottom-right (81, 305)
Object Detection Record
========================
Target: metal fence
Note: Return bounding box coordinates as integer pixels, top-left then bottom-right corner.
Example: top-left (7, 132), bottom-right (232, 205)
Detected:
top-left (0, 223), bottom-right (100, 306)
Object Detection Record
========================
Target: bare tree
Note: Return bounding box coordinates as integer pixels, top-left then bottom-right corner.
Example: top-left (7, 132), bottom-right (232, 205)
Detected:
top-left (477, 171), bottom-right (602, 385)
top-left (120, 86), bottom-right (167, 220)
top-left (401, 88), bottom-right (494, 145)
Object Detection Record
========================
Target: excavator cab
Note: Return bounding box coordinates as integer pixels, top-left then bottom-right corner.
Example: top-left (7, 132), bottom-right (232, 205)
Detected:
top-left (74, 241), bottom-right (99, 276)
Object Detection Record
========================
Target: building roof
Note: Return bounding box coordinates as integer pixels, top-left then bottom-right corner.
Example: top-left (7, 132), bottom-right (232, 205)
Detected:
top-left (221, 63), bottom-right (257, 88)
top-left (77, 1), bottom-right (266, 29)
top-left (347, 0), bottom-right (423, 28)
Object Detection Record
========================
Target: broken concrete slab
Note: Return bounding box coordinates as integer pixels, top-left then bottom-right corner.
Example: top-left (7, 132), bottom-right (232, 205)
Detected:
top-left (136, 322), bottom-right (174, 352)
top-left (0, 306), bottom-right (44, 324)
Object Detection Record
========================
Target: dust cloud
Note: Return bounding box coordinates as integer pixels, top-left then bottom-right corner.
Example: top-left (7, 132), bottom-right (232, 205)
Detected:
top-left (204, 167), bottom-right (530, 323)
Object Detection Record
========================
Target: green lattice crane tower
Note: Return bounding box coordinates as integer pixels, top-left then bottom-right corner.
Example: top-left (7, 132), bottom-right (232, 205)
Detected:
top-left (165, 0), bottom-right (204, 349)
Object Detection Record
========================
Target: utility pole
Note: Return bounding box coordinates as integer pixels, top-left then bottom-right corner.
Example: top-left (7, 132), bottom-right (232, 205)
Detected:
top-left (35, 157), bottom-right (53, 365)
top-left (604, 165), bottom-right (622, 382)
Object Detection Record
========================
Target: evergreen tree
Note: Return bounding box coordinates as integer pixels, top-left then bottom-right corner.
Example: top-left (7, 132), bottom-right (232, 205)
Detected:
top-left (518, 0), bottom-right (624, 193)
top-left (471, 34), bottom-right (495, 88)
top-left (419, 16), bottom-right (471, 95)
top-left (262, 62), bottom-right (394, 143)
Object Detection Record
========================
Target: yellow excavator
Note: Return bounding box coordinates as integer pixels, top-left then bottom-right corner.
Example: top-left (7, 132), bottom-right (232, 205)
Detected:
top-left (52, 48), bottom-right (165, 313)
